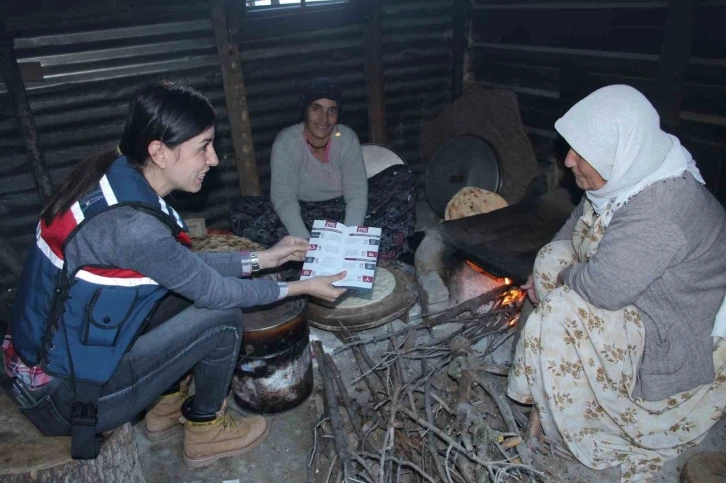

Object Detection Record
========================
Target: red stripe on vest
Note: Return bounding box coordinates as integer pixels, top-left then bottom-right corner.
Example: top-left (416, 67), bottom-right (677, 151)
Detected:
top-left (176, 231), bottom-right (192, 248)
top-left (40, 210), bottom-right (80, 261)
top-left (82, 266), bottom-right (148, 279)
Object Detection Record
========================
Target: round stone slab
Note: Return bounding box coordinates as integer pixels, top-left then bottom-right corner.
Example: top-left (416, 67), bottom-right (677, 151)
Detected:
top-left (308, 261), bottom-right (418, 332)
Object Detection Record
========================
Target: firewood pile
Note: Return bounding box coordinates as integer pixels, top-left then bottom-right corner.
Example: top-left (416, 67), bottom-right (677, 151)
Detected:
top-left (307, 286), bottom-right (552, 483)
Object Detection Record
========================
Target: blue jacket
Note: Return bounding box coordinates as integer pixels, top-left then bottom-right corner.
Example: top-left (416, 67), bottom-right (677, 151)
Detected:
top-left (11, 157), bottom-right (190, 384)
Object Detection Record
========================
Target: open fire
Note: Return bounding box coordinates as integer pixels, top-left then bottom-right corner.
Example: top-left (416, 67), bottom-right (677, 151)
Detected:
top-left (442, 257), bottom-right (526, 327)
top-left (413, 231), bottom-right (526, 331)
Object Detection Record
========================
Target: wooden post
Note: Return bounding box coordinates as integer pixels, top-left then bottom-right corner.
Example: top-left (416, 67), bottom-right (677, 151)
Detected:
top-left (0, 237), bottom-right (23, 281)
top-left (0, 29), bottom-right (53, 204)
top-left (210, 0), bottom-right (261, 196)
top-left (451, 0), bottom-right (467, 101)
top-left (655, 0), bottom-right (697, 132)
top-left (362, 0), bottom-right (386, 145)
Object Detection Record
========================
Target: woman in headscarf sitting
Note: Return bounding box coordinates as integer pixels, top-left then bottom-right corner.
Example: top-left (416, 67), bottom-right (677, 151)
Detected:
top-left (508, 85), bottom-right (726, 482)
top-left (229, 77), bottom-right (416, 261)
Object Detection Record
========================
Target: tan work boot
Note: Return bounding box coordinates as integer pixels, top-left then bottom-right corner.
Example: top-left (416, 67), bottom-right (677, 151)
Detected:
top-left (143, 376), bottom-right (191, 442)
top-left (182, 401), bottom-right (269, 468)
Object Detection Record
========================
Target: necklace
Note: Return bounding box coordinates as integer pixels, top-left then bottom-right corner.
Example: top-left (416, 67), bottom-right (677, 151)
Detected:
top-left (307, 140), bottom-right (327, 150)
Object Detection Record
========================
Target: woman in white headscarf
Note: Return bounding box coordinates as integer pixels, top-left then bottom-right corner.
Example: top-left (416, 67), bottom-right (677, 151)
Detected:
top-left (508, 85), bottom-right (726, 482)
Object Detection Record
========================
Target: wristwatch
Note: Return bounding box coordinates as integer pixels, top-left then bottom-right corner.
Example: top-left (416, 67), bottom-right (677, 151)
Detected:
top-left (249, 250), bottom-right (260, 273)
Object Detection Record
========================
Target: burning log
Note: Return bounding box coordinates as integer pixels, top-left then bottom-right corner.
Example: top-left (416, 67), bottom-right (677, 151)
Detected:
top-left (424, 284), bottom-right (513, 327)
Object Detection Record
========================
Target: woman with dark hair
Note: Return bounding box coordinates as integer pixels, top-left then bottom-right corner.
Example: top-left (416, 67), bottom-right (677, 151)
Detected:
top-left (4, 81), bottom-right (347, 467)
top-left (229, 77), bottom-right (416, 260)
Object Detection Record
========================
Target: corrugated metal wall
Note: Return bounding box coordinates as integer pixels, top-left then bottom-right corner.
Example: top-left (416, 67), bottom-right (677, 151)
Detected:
top-left (239, 23), bottom-right (368, 192)
top-left (0, 19), bottom-right (229, 253)
top-left (683, 1), bottom-right (726, 203)
top-left (0, 0), bottom-right (455, 295)
top-left (238, 0), bottom-right (453, 191)
top-left (382, 0), bottom-right (452, 182)
top-left (466, 0), bottom-right (726, 203)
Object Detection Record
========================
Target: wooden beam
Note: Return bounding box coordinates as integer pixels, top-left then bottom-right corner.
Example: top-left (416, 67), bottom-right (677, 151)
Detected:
top-left (655, 0), bottom-right (698, 131)
top-left (210, 0), bottom-right (261, 196)
top-left (18, 62), bottom-right (43, 82)
top-left (451, 0), bottom-right (468, 100)
top-left (362, 0), bottom-right (386, 145)
top-left (0, 30), bottom-right (53, 204)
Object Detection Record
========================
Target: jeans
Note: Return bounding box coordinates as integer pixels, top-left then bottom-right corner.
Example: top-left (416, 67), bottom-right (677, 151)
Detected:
top-left (24, 294), bottom-right (243, 435)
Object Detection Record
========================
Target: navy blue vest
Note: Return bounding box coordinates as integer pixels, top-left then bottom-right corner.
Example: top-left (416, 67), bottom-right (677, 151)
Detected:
top-left (12, 157), bottom-right (190, 384)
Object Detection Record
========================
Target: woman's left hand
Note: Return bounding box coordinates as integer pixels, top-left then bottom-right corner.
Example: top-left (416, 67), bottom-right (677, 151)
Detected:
top-left (258, 236), bottom-right (309, 270)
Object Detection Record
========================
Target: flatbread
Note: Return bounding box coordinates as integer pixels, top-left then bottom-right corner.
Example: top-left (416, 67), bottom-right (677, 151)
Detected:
top-left (444, 187), bottom-right (508, 221)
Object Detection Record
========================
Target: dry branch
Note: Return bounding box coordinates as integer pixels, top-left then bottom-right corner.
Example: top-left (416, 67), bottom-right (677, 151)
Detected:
top-left (311, 341), bottom-right (353, 480)
top-left (424, 285), bottom-right (512, 327)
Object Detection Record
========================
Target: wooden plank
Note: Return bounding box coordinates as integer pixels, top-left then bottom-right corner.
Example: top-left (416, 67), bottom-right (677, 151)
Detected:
top-left (469, 42), bottom-right (660, 77)
top-left (469, 7), bottom-right (667, 55)
top-left (210, 0), bottom-right (261, 196)
top-left (3, 0), bottom-right (130, 32)
top-left (0, 237), bottom-right (23, 282)
top-left (472, 1), bottom-right (668, 8)
top-left (18, 62), bottom-right (43, 82)
top-left (362, 0), bottom-right (386, 144)
top-left (234, 2), bottom-right (366, 42)
top-left (451, 0), bottom-right (467, 100)
top-left (0, 30), bottom-right (53, 204)
top-left (655, 0), bottom-right (697, 131)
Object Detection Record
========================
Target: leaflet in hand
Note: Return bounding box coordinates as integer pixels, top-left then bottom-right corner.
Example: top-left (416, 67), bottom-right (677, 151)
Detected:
top-left (300, 220), bottom-right (382, 290)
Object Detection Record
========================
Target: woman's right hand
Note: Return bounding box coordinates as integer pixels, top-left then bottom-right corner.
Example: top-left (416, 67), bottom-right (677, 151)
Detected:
top-left (522, 274), bottom-right (539, 305)
top-left (287, 272), bottom-right (348, 303)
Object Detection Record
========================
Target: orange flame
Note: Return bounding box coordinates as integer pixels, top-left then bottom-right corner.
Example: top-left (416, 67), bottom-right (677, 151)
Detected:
top-left (464, 260), bottom-right (512, 286)
top-left (501, 287), bottom-right (525, 306)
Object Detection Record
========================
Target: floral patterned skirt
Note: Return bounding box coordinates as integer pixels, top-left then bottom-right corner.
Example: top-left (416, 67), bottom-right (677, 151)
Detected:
top-left (229, 165), bottom-right (416, 260)
top-left (507, 240), bottom-right (726, 482)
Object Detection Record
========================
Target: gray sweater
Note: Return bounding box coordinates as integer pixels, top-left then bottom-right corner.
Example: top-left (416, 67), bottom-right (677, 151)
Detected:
top-left (270, 123), bottom-right (368, 238)
top-left (64, 207), bottom-right (282, 309)
top-left (554, 173), bottom-right (726, 401)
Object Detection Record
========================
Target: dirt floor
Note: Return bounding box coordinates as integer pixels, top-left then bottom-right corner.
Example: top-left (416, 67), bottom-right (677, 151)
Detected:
top-left (134, 313), bottom-right (726, 483)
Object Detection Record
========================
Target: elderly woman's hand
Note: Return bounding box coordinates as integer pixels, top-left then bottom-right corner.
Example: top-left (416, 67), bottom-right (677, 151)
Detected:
top-left (257, 236), bottom-right (309, 270)
top-left (522, 274), bottom-right (539, 305)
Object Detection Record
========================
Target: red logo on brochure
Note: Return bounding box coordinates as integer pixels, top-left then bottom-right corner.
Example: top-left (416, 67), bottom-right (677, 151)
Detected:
top-left (366, 251), bottom-right (377, 257)
top-left (356, 227), bottom-right (368, 233)
top-left (309, 244), bottom-right (318, 250)
top-left (362, 276), bottom-right (374, 283)
top-left (301, 269), bottom-right (312, 276)
top-left (325, 221), bottom-right (337, 228)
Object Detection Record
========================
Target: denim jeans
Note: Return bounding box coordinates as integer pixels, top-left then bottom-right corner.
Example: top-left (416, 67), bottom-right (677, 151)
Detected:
top-left (24, 294), bottom-right (243, 435)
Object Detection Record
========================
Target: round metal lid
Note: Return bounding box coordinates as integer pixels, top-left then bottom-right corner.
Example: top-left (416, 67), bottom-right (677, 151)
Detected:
top-left (425, 135), bottom-right (502, 218)
top-left (240, 297), bottom-right (306, 332)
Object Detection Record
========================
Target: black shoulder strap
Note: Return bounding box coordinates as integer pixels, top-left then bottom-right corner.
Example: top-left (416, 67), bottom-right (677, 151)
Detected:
top-left (70, 381), bottom-right (103, 459)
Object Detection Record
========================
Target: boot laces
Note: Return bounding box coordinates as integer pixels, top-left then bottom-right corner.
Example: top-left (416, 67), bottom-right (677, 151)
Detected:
top-left (218, 413), bottom-right (238, 432)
